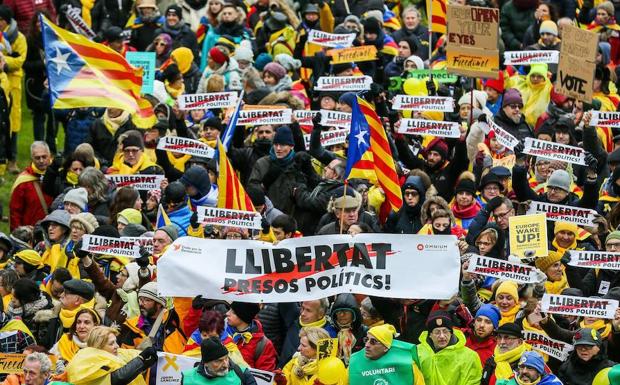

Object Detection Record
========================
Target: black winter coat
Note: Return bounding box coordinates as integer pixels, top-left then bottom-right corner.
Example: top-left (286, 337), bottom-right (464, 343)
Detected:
top-left (558, 351), bottom-right (615, 385)
top-left (86, 118), bottom-right (137, 166)
top-left (494, 109), bottom-right (534, 142)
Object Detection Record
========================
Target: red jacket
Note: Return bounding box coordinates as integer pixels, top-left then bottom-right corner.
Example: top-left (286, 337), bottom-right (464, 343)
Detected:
top-left (9, 166), bottom-right (53, 231)
top-left (3, 0), bottom-right (56, 35)
top-left (464, 328), bottom-right (496, 367)
top-left (233, 320), bottom-right (277, 371)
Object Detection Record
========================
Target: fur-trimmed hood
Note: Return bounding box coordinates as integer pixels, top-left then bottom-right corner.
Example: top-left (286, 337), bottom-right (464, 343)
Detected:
top-left (258, 91), bottom-right (304, 110)
top-left (420, 195), bottom-right (454, 224)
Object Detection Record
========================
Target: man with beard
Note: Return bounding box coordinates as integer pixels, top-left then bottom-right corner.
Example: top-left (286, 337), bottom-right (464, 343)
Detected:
top-left (498, 351), bottom-right (563, 385)
top-left (156, 6), bottom-right (199, 62)
top-left (181, 336), bottom-right (257, 385)
top-left (494, 89), bottom-right (534, 141)
top-left (229, 125), bottom-right (275, 185)
top-left (385, 175), bottom-right (425, 234)
top-left (465, 304), bottom-right (500, 366)
top-left (558, 328), bottom-right (615, 385)
top-left (120, 282), bottom-right (187, 355)
top-left (481, 322), bottom-right (532, 385)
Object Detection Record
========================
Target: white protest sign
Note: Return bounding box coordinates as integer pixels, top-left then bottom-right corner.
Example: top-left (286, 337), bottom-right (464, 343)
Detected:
top-left (105, 174), bottom-right (164, 191)
top-left (397, 119), bottom-right (461, 138)
top-left (590, 111), bottom-right (620, 128)
top-left (503, 50), bottom-right (559, 65)
top-left (177, 92), bottom-right (238, 110)
top-left (294, 110), bottom-right (319, 126)
top-left (541, 294), bottom-right (619, 319)
top-left (523, 138), bottom-right (586, 166)
top-left (307, 29), bottom-right (356, 47)
top-left (158, 234), bottom-right (460, 302)
top-left (303, 129), bottom-right (349, 150)
top-left (157, 136), bottom-right (215, 158)
top-left (315, 76), bottom-right (373, 91)
top-left (319, 109), bottom-right (351, 129)
top-left (64, 4), bottom-right (96, 38)
top-left (238, 109), bottom-right (292, 126)
top-left (121, 236), bottom-right (153, 254)
top-left (81, 235), bottom-right (140, 258)
top-left (487, 117), bottom-right (519, 149)
top-left (466, 254), bottom-right (545, 284)
top-left (196, 206), bottom-right (261, 230)
top-left (569, 250), bottom-right (620, 270)
top-left (249, 368), bottom-right (275, 385)
top-left (392, 95), bottom-right (454, 112)
top-left (523, 331), bottom-right (574, 361)
top-left (526, 201), bottom-right (596, 226)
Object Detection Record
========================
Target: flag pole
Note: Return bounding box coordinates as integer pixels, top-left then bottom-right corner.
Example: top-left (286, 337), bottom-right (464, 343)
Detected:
top-left (428, 0), bottom-right (433, 69)
top-left (339, 179), bottom-right (349, 234)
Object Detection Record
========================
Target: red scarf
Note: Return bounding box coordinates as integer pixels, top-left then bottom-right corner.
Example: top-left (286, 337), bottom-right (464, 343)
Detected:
top-left (451, 200), bottom-right (481, 219)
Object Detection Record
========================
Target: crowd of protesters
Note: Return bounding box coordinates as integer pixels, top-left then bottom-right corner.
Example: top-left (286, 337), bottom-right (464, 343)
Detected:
top-left (1, 0), bottom-right (620, 383)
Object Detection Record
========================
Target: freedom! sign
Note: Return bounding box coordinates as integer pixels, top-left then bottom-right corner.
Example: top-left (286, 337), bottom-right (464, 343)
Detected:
top-left (158, 234), bottom-right (460, 302)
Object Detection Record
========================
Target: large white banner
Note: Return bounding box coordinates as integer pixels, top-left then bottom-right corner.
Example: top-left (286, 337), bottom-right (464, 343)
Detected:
top-left (541, 294), bottom-right (619, 319)
top-left (158, 235), bottom-right (460, 302)
top-left (526, 201), bottom-right (597, 226)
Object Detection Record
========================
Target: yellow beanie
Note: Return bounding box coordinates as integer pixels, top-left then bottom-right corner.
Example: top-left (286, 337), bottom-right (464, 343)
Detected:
top-left (496, 280), bottom-right (519, 301)
top-left (171, 48), bottom-right (194, 74)
top-left (368, 323), bottom-right (397, 348)
top-left (15, 250), bottom-right (43, 268)
top-left (535, 251), bottom-right (563, 272)
top-left (118, 208), bottom-right (142, 225)
top-left (554, 221), bottom-right (579, 236)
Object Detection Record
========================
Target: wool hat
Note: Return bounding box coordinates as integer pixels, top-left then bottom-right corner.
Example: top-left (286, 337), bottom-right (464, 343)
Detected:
top-left (246, 187), bottom-right (265, 207)
top-left (157, 225), bottom-right (179, 242)
top-left (118, 208), bottom-right (142, 226)
top-left (484, 72), bottom-right (505, 93)
top-left (41, 209), bottom-right (72, 229)
top-left (479, 172), bottom-right (503, 192)
top-left (455, 178), bottom-right (477, 196)
top-left (519, 351), bottom-right (545, 374)
top-left (273, 126), bottom-right (294, 146)
top-left (216, 35), bottom-right (237, 53)
top-left (122, 134), bottom-right (144, 150)
top-left (539, 20), bottom-right (558, 36)
top-left (63, 279), bottom-right (95, 301)
top-left (235, 46), bottom-right (254, 63)
top-left (362, 16), bottom-right (382, 35)
top-left (425, 138), bottom-right (449, 159)
top-left (139, 281), bottom-right (166, 306)
top-left (230, 302), bottom-right (260, 324)
top-left (14, 249), bottom-right (43, 268)
top-left (70, 212), bottom-right (99, 234)
top-left (274, 54), bottom-right (301, 72)
top-left (64, 188), bottom-right (89, 211)
top-left (209, 47), bottom-right (228, 65)
top-left (553, 221), bottom-right (579, 236)
top-left (0, 5), bottom-right (14, 22)
top-left (203, 117), bottom-right (223, 131)
top-left (263, 62), bottom-right (287, 80)
top-left (303, 3), bottom-right (320, 14)
top-left (221, 226), bottom-right (249, 239)
top-left (502, 88), bottom-right (523, 108)
top-left (201, 336), bottom-right (229, 363)
top-left (402, 175), bottom-right (426, 197)
top-left (338, 92), bottom-right (357, 107)
top-left (426, 311), bottom-right (454, 332)
top-left (92, 224), bottom-right (120, 238)
top-left (405, 55), bottom-right (425, 70)
top-left (573, 327), bottom-right (603, 347)
top-left (535, 250), bottom-right (563, 272)
top-left (254, 53), bottom-right (273, 71)
top-left (598, 1), bottom-right (615, 17)
top-left (475, 304), bottom-right (501, 329)
top-left (546, 169), bottom-right (571, 192)
top-left (120, 223), bottom-right (147, 237)
top-left (606, 230), bottom-right (620, 245)
top-left (180, 166), bottom-right (212, 197)
top-left (496, 280), bottom-right (519, 301)
top-left (368, 323), bottom-right (398, 348)
top-left (497, 322), bottom-right (523, 338)
top-left (330, 186), bottom-right (362, 210)
top-left (103, 26), bottom-right (123, 42)
top-left (170, 47), bottom-right (194, 74)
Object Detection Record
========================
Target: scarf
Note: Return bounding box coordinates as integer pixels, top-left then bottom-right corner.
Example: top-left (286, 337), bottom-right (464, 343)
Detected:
top-left (299, 317), bottom-right (327, 328)
top-left (57, 333), bottom-right (87, 361)
top-left (551, 239), bottom-right (577, 256)
top-left (199, 138), bottom-right (217, 148)
top-left (499, 304), bottom-right (520, 326)
top-left (31, 162), bottom-right (46, 175)
top-left (269, 147), bottom-right (295, 167)
top-left (581, 319), bottom-right (612, 338)
top-left (494, 342), bottom-right (531, 380)
top-left (291, 352), bottom-right (318, 378)
top-left (225, 323), bottom-right (253, 344)
top-left (7, 292), bottom-right (49, 319)
top-left (337, 325), bottom-right (356, 366)
top-left (116, 288), bottom-right (140, 319)
top-left (164, 80), bottom-right (185, 99)
top-left (103, 110), bottom-right (130, 135)
top-left (66, 170), bottom-right (79, 186)
top-left (114, 153), bottom-right (155, 175)
top-left (59, 298), bottom-right (96, 329)
top-left (166, 152), bottom-right (191, 172)
top-left (545, 269), bottom-right (569, 295)
top-left (451, 200), bottom-right (481, 219)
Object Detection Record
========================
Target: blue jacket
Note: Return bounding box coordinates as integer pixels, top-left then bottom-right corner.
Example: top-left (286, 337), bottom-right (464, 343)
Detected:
top-left (168, 204), bottom-right (192, 236)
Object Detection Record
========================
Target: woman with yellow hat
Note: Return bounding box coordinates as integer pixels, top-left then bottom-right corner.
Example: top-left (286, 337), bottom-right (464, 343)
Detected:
top-left (51, 307), bottom-right (101, 364)
top-left (13, 249), bottom-right (46, 283)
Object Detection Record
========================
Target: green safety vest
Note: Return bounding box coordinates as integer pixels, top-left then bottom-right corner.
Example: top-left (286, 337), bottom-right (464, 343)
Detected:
top-left (348, 340), bottom-right (418, 385)
top-left (182, 367), bottom-right (241, 385)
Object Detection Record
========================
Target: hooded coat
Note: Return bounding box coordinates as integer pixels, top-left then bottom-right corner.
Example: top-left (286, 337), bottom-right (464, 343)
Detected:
top-left (385, 176), bottom-right (426, 234)
top-left (329, 294), bottom-right (368, 356)
top-left (558, 349), bottom-right (615, 385)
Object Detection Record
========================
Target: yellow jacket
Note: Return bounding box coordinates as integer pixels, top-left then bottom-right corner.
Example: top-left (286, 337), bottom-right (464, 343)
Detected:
top-left (67, 347), bottom-right (146, 385)
top-left (1, 27), bottom-right (26, 80)
top-left (282, 354), bottom-right (348, 385)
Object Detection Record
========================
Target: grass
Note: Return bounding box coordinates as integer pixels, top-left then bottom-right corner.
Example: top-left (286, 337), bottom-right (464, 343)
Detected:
top-left (0, 100), bottom-right (65, 234)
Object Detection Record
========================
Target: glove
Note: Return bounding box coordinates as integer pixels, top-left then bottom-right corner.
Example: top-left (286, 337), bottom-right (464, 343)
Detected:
top-left (273, 370), bottom-right (286, 385)
top-left (585, 151), bottom-right (598, 170)
top-left (136, 246), bottom-right (151, 269)
top-left (477, 113), bottom-right (488, 123)
top-left (513, 141), bottom-right (525, 156)
top-left (139, 347), bottom-right (158, 367)
top-left (561, 250), bottom-right (571, 265)
top-left (485, 196), bottom-right (504, 212)
top-left (192, 295), bottom-right (209, 310)
top-left (261, 217), bottom-right (270, 234)
top-left (190, 211), bottom-right (199, 229)
top-left (426, 80), bottom-right (437, 96)
top-left (73, 240), bottom-right (90, 259)
top-left (312, 112), bottom-right (322, 127)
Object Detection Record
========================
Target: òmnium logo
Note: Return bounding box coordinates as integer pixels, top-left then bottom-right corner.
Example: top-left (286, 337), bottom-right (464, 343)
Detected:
top-left (417, 243), bottom-right (448, 251)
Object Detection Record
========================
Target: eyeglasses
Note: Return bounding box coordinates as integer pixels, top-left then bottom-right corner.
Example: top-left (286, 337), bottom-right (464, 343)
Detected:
top-left (493, 210), bottom-right (511, 220)
top-left (123, 148), bottom-right (141, 154)
top-left (507, 104), bottom-right (522, 110)
top-left (155, 41), bottom-right (167, 46)
top-left (484, 185), bottom-right (500, 191)
top-left (404, 191), bottom-right (419, 197)
top-left (606, 242), bottom-right (620, 250)
top-left (547, 186), bottom-right (566, 193)
top-left (226, 233), bottom-right (243, 239)
top-left (430, 328), bottom-right (452, 337)
top-left (363, 337), bottom-right (381, 345)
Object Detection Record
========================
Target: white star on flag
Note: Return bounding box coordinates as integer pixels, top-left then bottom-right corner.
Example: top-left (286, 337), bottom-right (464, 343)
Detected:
top-left (50, 46), bottom-right (71, 75)
top-left (355, 130), bottom-right (368, 147)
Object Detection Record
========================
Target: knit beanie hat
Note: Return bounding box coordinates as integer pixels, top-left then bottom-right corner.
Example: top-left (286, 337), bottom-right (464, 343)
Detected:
top-left (362, 16), bottom-right (382, 35)
top-left (70, 212), bottom-right (99, 234)
top-left (546, 169), bottom-right (571, 192)
top-left (606, 230), bottom-right (620, 245)
top-left (122, 134), bottom-right (144, 150)
top-left (338, 92), bottom-right (357, 107)
top-left (120, 223), bottom-right (147, 237)
top-left (92, 224), bottom-right (120, 238)
top-left (502, 88), bottom-right (523, 108)
top-left (273, 126), bottom-right (294, 145)
top-left (254, 53), bottom-right (273, 71)
top-left (230, 302), bottom-right (260, 324)
top-left (0, 5), bottom-right (13, 23)
top-left (201, 336), bottom-right (229, 363)
top-left (179, 166), bottom-right (212, 197)
top-left (368, 323), bottom-right (398, 348)
top-left (64, 188), bottom-right (89, 211)
top-left (165, 4), bottom-right (182, 18)
top-left (475, 304), bottom-right (501, 329)
top-left (598, 1), bottom-right (615, 17)
top-left (535, 250), bottom-right (563, 272)
top-left (171, 47), bottom-right (194, 74)
top-left (235, 46), bottom-right (254, 63)
top-left (138, 281), bottom-right (166, 306)
top-left (263, 62), bottom-right (287, 80)
top-left (426, 311), bottom-right (454, 332)
top-left (496, 280), bottom-right (519, 301)
top-left (497, 322), bottom-right (523, 338)
top-left (425, 138), bottom-right (449, 159)
top-left (209, 47), bottom-right (228, 65)
top-left (405, 55), bottom-right (425, 70)
top-left (455, 178), bottom-right (477, 196)
top-left (484, 72), bottom-right (504, 93)
top-left (553, 221), bottom-right (579, 236)
top-left (118, 208), bottom-right (142, 226)
top-left (519, 351), bottom-right (545, 374)
top-left (539, 20), bottom-right (558, 36)
top-left (274, 54), bottom-right (301, 72)
top-left (157, 225), bottom-right (178, 241)
top-left (216, 35), bottom-right (237, 53)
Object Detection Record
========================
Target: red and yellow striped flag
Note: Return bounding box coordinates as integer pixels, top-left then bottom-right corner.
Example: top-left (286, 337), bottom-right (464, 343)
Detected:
top-left (427, 0), bottom-right (447, 34)
top-left (41, 15), bottom-right (143, 113)
top-left (216, 140), bottom-right (255, 211)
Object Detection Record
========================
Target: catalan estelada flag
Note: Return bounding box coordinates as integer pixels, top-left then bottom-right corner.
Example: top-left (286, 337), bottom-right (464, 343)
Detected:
top-left (345, 96), bottom-right (402, 212)
top-left (427, 0), bottom-right (447, 34)
top-left (156, 204), bottom-right (172, 228)
top-left (216, 140), bottom-right (255, 211)
top-left (40, 15), bottom-right (143, 112)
